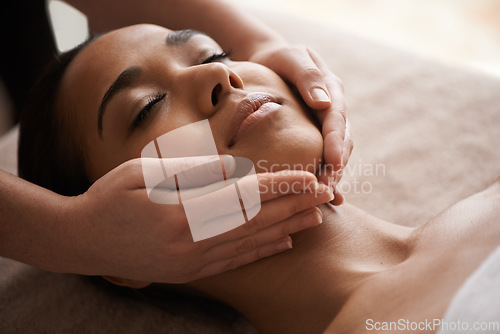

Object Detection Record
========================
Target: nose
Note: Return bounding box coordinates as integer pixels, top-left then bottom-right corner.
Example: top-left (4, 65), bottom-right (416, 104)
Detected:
top-left (185, 63), bottom-right (244, 116)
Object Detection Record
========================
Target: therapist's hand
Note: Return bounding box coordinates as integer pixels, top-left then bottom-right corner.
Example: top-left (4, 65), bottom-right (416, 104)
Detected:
top-left (67, 157), bottom-right (332, 284)
top-left (250, 45), bottom-right (353, 205)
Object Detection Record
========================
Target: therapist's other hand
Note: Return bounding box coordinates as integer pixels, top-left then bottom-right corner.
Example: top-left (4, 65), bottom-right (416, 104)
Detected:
top-left (69, 157), bottom-right (332, 284)
top-left (249, 45), bottom-right (353, 205)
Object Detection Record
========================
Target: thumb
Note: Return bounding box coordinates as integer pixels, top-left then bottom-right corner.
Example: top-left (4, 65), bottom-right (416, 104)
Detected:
top-left (141, 155), bottom-right (236, 192)
top-left (296, 66), bottom-right (331, 110)
top-left (286, 47), bottom-right (332, 110)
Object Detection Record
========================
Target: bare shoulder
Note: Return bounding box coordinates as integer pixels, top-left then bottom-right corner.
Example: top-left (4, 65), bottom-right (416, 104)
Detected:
top-left (411, 176), bottom-right (500, 253)
top-left (323, 177), bottom-right (500, 334)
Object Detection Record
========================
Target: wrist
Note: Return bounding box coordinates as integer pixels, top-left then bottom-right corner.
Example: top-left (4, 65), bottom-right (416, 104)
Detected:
top-left (0, 172), bottom-right (82, 273)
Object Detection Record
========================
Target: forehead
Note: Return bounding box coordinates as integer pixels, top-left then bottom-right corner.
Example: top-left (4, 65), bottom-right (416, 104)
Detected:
top-left (75, 24), bottom-right (173, 68)
top-left (61, 25), bottom-right (171, 105)
top-left (56, 24), bottom-right (177, 143)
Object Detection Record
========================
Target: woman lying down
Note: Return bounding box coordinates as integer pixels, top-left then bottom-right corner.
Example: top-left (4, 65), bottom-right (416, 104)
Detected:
top-left (18, 24), bottom-right (499, 334)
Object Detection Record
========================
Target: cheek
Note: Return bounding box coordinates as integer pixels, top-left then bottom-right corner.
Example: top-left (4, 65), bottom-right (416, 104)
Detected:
top-left (256, 124), bottom-right (323, 174)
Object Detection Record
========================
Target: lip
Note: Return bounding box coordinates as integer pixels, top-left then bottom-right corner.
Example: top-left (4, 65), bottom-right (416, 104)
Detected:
top-left (228, 92), bottom-right (280, 146)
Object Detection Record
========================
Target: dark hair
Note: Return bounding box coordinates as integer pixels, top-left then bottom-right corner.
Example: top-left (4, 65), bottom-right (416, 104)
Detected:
top-left (18, 37), bottom-right (98, 196)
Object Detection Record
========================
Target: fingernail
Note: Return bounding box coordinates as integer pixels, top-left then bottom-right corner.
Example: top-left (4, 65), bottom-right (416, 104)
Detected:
top-left (301, 208), bottom-right (323, 228)
top-left (276, 240), bottom-right (293, 251)
top-left (317, 183), bottom-right (334, 199)
top-left (328, 187), bottom-right (335, 201)
top-left (310, 87), bottom-right (331, 103)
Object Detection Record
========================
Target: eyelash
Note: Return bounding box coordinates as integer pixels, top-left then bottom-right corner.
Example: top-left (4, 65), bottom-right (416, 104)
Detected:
top-left (202, 50), bottom-right (232, 64)
top-left (131, 92), bottom-right (166, 130)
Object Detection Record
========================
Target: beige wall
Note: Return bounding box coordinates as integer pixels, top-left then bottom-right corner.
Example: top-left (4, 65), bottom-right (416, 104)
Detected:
top-left (234, 0), bottom-right (500, 78)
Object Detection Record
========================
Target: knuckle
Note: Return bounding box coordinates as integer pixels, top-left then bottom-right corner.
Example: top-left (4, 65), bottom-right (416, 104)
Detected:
top-left (279, 223), bottom-right (289, 238)
top-left (285, 201), bottom-right (302, 217)
top-left (289, 44), bottom-right (307, 54)
top-left (253, 247), bottom-right (265, 262)
top-left (224, 258), bottom-right (240, 271)
top-left (335, 101), bottom-right (347, 120)
top-left (257, 173), bottom-right (271, 188)
top-left (122, 159), bottom-right (142, 174)
top-left (236, 236), bottom-right (258, 253)
top-left (246, 214), bottom-right (265, 232)
top-left (301, 66), bottom-right (323, 81)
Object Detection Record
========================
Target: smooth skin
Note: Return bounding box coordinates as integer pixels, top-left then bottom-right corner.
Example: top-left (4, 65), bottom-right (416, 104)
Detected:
top-left (0, 0), bottom-right (351, 283)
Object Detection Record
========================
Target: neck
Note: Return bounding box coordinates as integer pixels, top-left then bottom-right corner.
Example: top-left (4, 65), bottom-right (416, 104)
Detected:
top-left (189, 203), bottom-right (414, 333)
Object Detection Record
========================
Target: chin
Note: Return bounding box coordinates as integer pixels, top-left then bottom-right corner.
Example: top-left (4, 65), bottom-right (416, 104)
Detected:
top-left (235, 127), bottom-right (323, 175)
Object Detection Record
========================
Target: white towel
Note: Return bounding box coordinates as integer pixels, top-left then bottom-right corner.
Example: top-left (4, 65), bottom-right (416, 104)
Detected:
top-left (438, 247), bottom-right (500, 334)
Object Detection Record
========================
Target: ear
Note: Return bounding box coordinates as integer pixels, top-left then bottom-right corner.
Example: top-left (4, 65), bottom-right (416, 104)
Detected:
top-left (102, 276), bottom-right (152, 289)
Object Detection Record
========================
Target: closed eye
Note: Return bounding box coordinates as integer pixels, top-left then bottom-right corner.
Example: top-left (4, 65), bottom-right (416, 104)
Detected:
top-left (130, 92), bottom-right (166, 130)
top-left (202, 51), bottom-right (232, 64)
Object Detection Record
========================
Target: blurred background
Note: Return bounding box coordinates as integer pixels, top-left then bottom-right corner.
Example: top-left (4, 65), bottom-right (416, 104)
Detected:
top-left (49, 0), bottom-right (500, 77)
top-left (1, 0), bottom-right (499, 136)
top-left (234, 0), bottom-right (500, 78)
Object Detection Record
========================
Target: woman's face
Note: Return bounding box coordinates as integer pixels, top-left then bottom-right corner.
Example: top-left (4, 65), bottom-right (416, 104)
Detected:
top-left (59, 24), bottom-right (323, 181)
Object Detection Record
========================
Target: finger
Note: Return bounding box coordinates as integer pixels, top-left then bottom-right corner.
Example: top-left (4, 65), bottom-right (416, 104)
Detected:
top-left (316, 164), bottom-right (335, 187)
top-left (317, 93), bottom-right (346, 171)
top-left (259, 46), bottom-right (332, 110)
top-left (238, 184), bottom-right (332, 236)
top-left (197, 205), bottom-right (326, 277)
top-left (169, 155), bottom-right (237, 187)
top-left (141, 155), bottom-right (236, 191)
top-left (306, 49), bottom-right (347, 172)
top-left (316, 86), bottom-right (346, 171)
top-left (179, 169), bottom-right (322, 222)
top-left (148, 169), bottom-right (324, 227)
top-left (330, 187), bottom-right (344, 206)
top-left (202, 206), bottom-right (323, 268)
top-left (340, 117), bottom-right (354, 172)
top-left (293, 63), bottom-right (332, 110)
top-left (283, 47), bottom-right (333, 110)
top-left (204, 183), bottom-right (332, 246)
top-left (155, 167), bottom-right (320, 205)
top-left (241, 207), bottom-right (323, 246)
top-left (176, 171), bottom-right (326, 242)
top-left (256, 170), bottom-right (320, 202)
top-left (195, 235), bottom-right (293, 279)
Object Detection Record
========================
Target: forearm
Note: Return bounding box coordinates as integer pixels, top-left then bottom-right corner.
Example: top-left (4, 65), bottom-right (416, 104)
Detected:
top-left (68, 0), bottom-right (285, 60)
top-left (0, 170), bottom-right (76, 273)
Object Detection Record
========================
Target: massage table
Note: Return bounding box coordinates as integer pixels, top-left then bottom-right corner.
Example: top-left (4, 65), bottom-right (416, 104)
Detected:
top-left (1, 8), bottom-right (499, 334)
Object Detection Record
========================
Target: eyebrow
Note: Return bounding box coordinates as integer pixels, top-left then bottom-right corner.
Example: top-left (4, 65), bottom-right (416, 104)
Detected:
top-left (97, 66), bottom-right (142, 136)
top-left (166, 29), bottom-right (205, 46)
